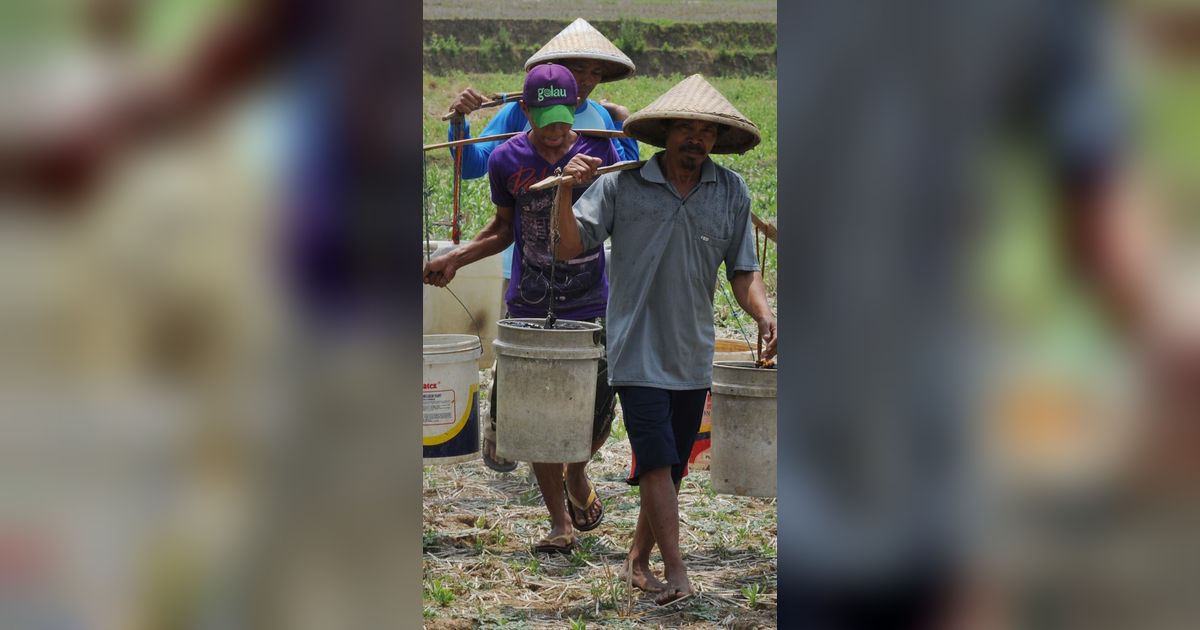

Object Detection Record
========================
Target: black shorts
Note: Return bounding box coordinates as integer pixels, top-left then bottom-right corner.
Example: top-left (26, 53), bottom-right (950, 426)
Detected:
top-left (617, 386), bottom-right (708, 486)
top-left (489, 317), bottom-right (614, 445)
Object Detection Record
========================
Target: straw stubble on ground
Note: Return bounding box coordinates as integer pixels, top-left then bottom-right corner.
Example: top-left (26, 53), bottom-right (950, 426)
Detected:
top-left (423, 370), bottom-right (777, 628)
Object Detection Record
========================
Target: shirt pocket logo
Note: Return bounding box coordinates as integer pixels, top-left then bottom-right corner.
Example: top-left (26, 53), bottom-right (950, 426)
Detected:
top-left (699, 233), bottom-right (730, 248)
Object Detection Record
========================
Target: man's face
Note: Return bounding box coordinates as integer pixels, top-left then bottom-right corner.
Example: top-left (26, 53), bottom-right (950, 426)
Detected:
top-left (520, 99), bottom-right (573, 149)
top-left (533, 121), bottom-right (572, 148)
top-left (664, 119), bottom-right (719, 170)
top-left (562, 59), bottom-right (605, 103)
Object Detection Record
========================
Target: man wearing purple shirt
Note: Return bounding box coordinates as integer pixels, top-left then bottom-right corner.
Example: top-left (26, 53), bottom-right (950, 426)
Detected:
top-left (424, 64), bottom-right (619, 554)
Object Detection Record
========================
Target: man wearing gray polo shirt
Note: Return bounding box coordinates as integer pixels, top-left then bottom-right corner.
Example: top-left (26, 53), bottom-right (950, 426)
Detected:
top-left (553, 75), bottom-right (776, 605)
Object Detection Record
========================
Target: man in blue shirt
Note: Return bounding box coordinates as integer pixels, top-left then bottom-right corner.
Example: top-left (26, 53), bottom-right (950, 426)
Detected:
top-left (442, 18), bottom-right (639, 472)
top-left (444, 18), bottom-right (639, 176)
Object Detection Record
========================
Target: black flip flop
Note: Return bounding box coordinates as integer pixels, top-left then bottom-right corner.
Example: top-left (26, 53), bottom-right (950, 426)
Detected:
top-left (564, 480), bottom-right (604, 532)
top-left (532, 533), bottom-right (576, 555)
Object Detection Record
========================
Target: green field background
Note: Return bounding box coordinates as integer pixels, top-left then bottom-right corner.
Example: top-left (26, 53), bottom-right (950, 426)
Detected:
top-left (423, 71), bottom-right (779, 329)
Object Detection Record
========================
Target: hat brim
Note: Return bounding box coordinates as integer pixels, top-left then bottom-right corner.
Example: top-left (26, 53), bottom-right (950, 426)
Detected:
top-left (529, 104), bottom-right (575, 128)
top-left (623, 112), bottom-right (762, 154)
top-left (525, 53), bottom-right (635, 83)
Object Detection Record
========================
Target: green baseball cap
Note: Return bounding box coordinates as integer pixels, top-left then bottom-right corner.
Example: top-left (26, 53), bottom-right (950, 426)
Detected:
top-left (528, 104), bottom-right (575, 128)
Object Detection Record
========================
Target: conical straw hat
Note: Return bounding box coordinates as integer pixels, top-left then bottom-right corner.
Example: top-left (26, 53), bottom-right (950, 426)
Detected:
top-left (525, 18), bottom-right (636, 82)
top-left (623, 74), bottom-right (761, 154)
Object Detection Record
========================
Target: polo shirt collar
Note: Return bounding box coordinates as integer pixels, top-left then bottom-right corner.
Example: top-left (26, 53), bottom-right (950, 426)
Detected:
top-left (642, 152), bottom-right (718, 185)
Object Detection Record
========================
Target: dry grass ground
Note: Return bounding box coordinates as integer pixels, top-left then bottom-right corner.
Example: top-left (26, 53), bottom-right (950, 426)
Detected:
top-left (423, 372), bottom-right (777, 628)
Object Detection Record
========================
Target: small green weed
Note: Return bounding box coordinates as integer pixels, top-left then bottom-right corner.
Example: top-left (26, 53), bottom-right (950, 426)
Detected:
top-left (569, 616), bottom-right (588, 630)
top-left (589, 579), bottom-right (606, 602)
top-left (571, 545), bottom-right (594, 567)
top-left (425, 579), bottom-right (456, 607)
top-left (578, 535), bottom-right (600, 554)
top-left (741, 582), bottom-right (765, 608)
top-left (734, 524), bottom-right (751, 546)
top-left (609, 418), bottom-right (627, 441)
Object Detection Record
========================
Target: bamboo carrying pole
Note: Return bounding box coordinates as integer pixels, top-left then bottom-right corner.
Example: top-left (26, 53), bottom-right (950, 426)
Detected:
top-left (422, 132), bottom-right (521, 152)
top-left (451, 117), bottom-right (464, 243)
top-left (751, 213), bottom-right (776, 243)
top-left (440, 91), bottom-right (523, 121)
top-left (527, 160), bottom-right (645, 192)
top-left (422, 129), bottom-right (626, 152)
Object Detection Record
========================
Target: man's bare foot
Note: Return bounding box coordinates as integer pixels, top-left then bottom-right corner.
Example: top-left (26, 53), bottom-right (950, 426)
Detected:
top-left (654, 583), bottom-right (695, 606)
top-left (655, 571), bottom-right (693, 606)
top-left (621, 557), bottom-right (666, 593)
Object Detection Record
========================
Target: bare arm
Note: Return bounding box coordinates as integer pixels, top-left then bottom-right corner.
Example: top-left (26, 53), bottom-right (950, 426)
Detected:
top-left (423, 207), bottom-right (514, 287)
top-left (552, 154), bottom-right (602, 261)
top-left (730, 270), bottom-right (777, 360)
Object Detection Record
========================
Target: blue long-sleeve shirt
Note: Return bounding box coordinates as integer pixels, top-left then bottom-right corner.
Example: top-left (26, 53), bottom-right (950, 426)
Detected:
top-left (446, 99), bottom-right (639, 179)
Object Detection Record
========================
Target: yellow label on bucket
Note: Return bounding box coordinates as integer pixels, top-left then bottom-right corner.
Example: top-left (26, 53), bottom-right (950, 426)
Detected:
top-left (423, 383), bottom-right (478, 446)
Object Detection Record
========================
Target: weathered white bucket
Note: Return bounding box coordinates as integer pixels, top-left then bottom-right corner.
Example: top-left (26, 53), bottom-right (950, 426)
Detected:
top-left (423, 241), bottom-right (505, 369)
top-left (492, 319), bottom-right (603, 463)
top-left (709, 361), bottom-right (777, 497)
top-left (423, 334), bottom-right (483, 465)
top-left (690, 338), bottom-right (758, 471)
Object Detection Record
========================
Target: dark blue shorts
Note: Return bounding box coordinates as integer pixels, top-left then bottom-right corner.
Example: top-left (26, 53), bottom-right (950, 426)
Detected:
top-left (617, 386), bottom-right (708, 486)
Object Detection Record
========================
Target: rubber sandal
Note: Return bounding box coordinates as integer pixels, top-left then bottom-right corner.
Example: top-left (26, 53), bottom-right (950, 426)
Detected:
top-left (564, 479), bottom-right (604, 532)
top-left (532, 532), bottom-right (576, 555)
top-left (481, 426), bottom-right (517, 473)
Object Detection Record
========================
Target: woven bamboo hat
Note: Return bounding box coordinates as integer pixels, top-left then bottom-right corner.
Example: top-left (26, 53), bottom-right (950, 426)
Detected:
top-left (623, 74), bottom-right (761, 154)
top-left (524, 18), bottom-right (636, 82)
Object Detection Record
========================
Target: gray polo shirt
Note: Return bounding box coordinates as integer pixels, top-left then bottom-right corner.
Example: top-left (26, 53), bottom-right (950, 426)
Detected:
top-left (573, 153), bottom-right (760, 389)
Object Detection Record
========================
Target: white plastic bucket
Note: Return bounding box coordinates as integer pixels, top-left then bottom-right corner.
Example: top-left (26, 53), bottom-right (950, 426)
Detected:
top-left (423, 334), bottom-right (483, 464)
top-left (492, 319), bottom-right (603, 463)
top-left (689, 337), bottom-right (757, 471)
top-left (709, 361), bottom-right (777, 497)
top-left (423, 241), bottom-right (505, 368)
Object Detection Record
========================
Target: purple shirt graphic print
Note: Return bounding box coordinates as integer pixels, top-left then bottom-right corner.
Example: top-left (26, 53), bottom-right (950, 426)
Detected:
top-left (487, 132), bottom-right (618, 320)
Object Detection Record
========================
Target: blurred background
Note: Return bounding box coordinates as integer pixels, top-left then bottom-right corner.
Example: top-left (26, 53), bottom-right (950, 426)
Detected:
top-left (775, 0), bottom-right (1200, 627)
top-left (1, 0), bottom-right (1197, 628)
top-left (2, 0), bottom-right (423, 628)
top-left (972, 1), bottom-right (1199, 626)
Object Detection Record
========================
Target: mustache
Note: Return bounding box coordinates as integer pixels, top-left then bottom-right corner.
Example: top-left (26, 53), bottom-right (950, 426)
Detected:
top-left (681, 144), bottom-right (706, 153)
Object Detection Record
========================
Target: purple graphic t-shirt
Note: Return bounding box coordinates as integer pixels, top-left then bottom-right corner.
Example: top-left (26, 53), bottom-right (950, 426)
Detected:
top-left (488, 132), bottom-right (618, 319)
